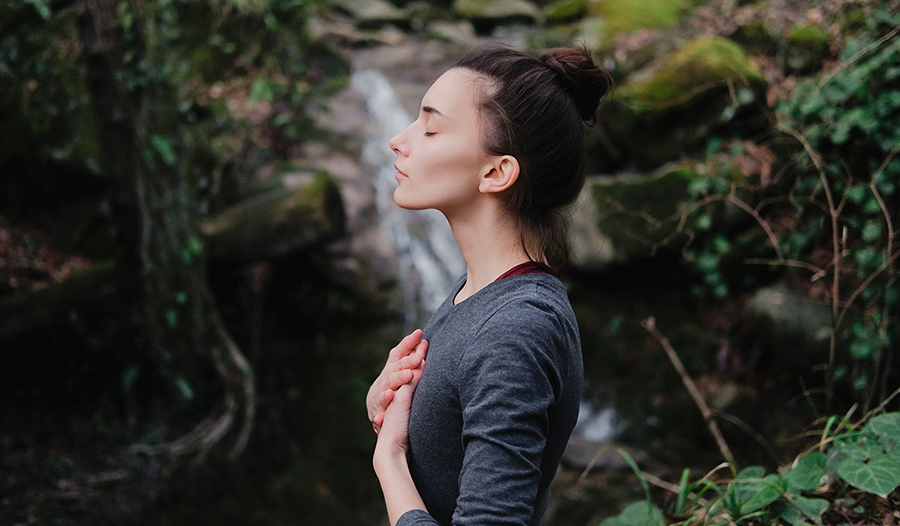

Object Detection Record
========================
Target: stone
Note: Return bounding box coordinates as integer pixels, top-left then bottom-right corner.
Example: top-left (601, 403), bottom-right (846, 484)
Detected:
top-left (328, 0), bottom-right (409, 29)
top-left (543, 0), bottom-right (588, 25)
top-left (784, 23), bottom-right (832, 74)
top-left (453, 0), bottom-right (542, 34)
top-left (597, 36), bottom-right (768, 169)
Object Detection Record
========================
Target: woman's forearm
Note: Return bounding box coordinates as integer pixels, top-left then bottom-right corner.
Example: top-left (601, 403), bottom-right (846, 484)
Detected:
top-left (374, 451), bottom-right (427, 525)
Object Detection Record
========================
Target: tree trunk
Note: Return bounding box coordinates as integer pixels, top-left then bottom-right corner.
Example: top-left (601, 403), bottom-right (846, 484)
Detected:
top-left (73, 0), bottom-right (254, 461)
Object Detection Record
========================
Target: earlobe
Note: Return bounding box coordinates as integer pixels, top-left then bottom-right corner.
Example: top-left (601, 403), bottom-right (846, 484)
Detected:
top-left (479, 155), bottom-right (520, 194)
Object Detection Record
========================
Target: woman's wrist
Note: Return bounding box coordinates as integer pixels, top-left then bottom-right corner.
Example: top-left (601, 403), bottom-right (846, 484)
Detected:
top-left (373, 448), bottom-right (427, 525)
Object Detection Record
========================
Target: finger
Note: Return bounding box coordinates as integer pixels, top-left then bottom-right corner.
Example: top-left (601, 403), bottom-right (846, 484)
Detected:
top-left (373, 413), bottom-right (384, 427)
top-left (389, 329), bottom-right (423, 360)
top-left (386, 369), bottom-right (413, 391)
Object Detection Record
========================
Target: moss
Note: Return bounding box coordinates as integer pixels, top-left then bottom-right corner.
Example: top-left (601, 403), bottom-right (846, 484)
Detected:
top-left (620, 37), bottom-right (765, 112)
top-left (587, 0), bottom-right (696, 37)
top-left (788, 23), bottom-right (831, 53)
top-left (785, 23), bottom-right (831, 74)
top-left (543, 0), bottom-right (588, 24)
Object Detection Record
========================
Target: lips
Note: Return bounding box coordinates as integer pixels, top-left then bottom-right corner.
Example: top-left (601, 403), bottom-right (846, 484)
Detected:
top-left (394, 164), bottom-right (408, 179)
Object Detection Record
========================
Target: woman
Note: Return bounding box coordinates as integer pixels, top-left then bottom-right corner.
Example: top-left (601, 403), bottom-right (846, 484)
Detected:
top-left (366, 44), bottom-right (613, 526)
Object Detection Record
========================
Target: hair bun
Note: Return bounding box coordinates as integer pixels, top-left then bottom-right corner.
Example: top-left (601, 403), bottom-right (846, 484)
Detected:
top-left (540, 48), bottom-right (613, 124)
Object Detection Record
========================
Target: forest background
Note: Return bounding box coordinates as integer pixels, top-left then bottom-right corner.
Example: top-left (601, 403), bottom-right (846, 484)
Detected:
top-left (0, 0), bottom-right (898, 524)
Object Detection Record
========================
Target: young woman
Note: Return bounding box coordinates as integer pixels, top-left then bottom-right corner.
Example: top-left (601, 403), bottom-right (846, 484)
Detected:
top-left (366, 44), bottom-right (613, 526)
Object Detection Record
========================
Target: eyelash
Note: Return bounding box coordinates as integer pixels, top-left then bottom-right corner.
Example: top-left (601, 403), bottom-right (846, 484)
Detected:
top-left (424, 132), bottom-right (436, 137)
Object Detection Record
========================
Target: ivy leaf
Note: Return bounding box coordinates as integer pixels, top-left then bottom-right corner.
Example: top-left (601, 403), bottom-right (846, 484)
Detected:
top-left (866, 412), bottom-right (900, 446)
top-left (743, 474), bottom-right (786, 513)
top-left (785, 452), bottom-right (827, 491)
top-left (150, 134), bottom-right (176, 167)
top-left (836, 452), bottom-right (900, 498)
top-left (598, 501), bottom-right (666, 526)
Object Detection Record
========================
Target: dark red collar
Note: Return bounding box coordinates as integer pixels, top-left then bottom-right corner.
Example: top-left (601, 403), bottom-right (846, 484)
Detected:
top-left (495, 261), bottom-right (546, 281)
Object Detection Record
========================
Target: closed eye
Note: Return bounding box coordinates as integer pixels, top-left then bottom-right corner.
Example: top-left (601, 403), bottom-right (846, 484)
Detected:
top-left (424, 131), bottom-right (436, 137)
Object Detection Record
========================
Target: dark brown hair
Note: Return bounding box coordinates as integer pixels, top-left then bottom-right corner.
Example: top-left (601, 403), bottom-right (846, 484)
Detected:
top-left (453, 45), bottom-right (613, 273)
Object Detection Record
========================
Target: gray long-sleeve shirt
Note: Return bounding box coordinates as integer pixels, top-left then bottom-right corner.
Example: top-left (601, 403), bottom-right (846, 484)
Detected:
top-left (399, 272), bottom-right (583, 526)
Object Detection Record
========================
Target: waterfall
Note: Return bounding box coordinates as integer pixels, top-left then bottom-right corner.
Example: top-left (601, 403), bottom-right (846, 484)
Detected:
top-left (351, 69), bottom-right (465, 327)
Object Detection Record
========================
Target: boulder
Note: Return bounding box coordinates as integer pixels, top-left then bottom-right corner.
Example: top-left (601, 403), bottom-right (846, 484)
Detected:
top-left (328, 0), bottom-right (409, 29)
top-left (596, 36), bottom-right (768, 170)
top-left (584, 0), bottom-right (696, 46)
top-left (453, 0), bottom-right (542, 34)
top-left (784, 23), bottom-right (832, 74)
top-left (582, 166), bottom-right (695, 263)
top-left (543, 0), bottom-right (588, 25)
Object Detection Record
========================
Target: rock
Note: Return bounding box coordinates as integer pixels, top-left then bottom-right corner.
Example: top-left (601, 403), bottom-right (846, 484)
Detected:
top-left (597, 36), bottom-right (768, 169)
top-left (568, 184), bottom-right (616, 270)
top-left (784, 23), bottom-right (831, 74)
top-left (585, 0), bottom-right (696, 46)
top-left (200, 171), bottom-right (346, 261)
top-left (578, 163), bottom-right (698, 263)
top-left (453, 0), bottom-right (542, 34)
top-left (744, 284), bottom-right (833, 379)
top-left (728, 20), bottom-right (779, 57)
top-left (328, 0), bottom-right (409, 30)
top-left (543, 0), bottom-right (588, 25)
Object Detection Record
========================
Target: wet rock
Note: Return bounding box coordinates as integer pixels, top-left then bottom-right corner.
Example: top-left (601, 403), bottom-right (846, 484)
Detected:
top-left (597, 36), bottom-right (768, 169)
top-left (453, 0), bottom-right (542, 35)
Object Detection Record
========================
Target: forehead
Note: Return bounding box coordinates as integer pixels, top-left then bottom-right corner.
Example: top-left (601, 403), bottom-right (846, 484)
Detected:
top-left (422, 69), bottom-right (481, 117)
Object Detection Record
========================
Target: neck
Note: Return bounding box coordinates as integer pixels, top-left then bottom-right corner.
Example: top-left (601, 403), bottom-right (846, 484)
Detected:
top-left (445, 202), bottom-right (531, 304)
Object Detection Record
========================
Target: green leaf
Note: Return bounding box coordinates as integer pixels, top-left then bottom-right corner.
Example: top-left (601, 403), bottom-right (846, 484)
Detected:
top-left (784, 452), bottom-right (827, 491)
top-left (122, 364), bottom-right (140, 392)
top-left (597, 501), bottom-right (666, 526)
top-left (25, 0), bottom-right (51, 19)
top-left (866, 412), bottom-right (900, 446)
top-left (775, 496), bottom-right (829, 526)
top-left (742, 474), bottom-right (786, 513)
top-left (836, 452), bottom-right (900, 498)
top-left (150, 134), bottom-right (176, 166)
top-left (174, 375), bottom-right (194, 401)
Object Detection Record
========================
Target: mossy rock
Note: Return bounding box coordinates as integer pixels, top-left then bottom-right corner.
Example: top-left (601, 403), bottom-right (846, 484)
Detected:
top-left (784, 23), bottom-right (831, 74)
top-left (729, 20), bottom-right (779, 57)
top-left (453, 0), bottom-right (542, 34)
top-left (585, 0), bottom-right (697, 45)
top-left (585, 163), bottom-right (698, 261)
top-left (329, 0), bottom-right (409, 29)
top-left (598, 36), bottom-right (767, 169)
top-left (543, 0), bottom-right (588, 25)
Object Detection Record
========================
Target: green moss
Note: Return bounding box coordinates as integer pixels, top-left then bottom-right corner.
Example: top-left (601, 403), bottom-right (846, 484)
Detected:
top-left (787, 23), bottom-right (831, 54)
top-left (620, 37), bottom-right (765, 111)
top-left (587, 0), bottom-right (695, 37)
top-left (543, 0), bottom-right (588, 24)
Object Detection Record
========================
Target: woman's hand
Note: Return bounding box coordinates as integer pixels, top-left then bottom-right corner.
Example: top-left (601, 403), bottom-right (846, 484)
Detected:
top-left (373, 361), bottom-right (427, 525)
top-left (367, 329), bottom-right (428, 431)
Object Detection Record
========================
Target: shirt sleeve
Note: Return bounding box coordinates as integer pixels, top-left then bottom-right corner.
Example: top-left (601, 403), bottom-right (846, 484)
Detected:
top-left (397, 509), bottom-right (443, 526)
top-left (452, 301), bottom-right (566, 526)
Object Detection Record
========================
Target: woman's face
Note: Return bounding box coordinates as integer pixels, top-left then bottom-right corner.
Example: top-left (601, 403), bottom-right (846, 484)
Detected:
top-left (389, 68), bottom-right (495, 216)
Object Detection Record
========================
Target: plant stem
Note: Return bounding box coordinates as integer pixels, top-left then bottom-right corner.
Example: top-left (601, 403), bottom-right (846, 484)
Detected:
top-left (642, 317), bottom-right (736, 465)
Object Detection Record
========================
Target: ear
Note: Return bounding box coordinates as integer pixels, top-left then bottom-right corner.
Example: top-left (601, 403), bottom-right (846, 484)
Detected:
top-left (478, 155), bottom-right (519, 194)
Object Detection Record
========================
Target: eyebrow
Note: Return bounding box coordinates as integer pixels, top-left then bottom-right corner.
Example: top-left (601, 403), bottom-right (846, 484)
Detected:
top-left (422, 105), bottom-right (449, 119)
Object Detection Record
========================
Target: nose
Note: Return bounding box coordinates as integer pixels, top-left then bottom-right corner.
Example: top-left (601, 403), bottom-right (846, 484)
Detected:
top-left (389, 125), bottom-right (408, 155)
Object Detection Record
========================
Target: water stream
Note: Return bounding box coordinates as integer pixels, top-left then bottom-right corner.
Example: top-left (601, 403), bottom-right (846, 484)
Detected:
top-left (351, 69), bottom-right (466, 327)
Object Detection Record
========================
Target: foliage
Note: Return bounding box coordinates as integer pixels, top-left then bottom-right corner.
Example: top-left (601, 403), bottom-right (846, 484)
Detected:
top-left (598, 411), bottom-right (900, 526)
top-left (684, 4), bottom-right (900, 408)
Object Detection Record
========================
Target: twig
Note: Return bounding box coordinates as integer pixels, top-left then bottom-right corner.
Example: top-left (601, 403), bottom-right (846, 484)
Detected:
top-left (642, 317), bottom-right (736, 465)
